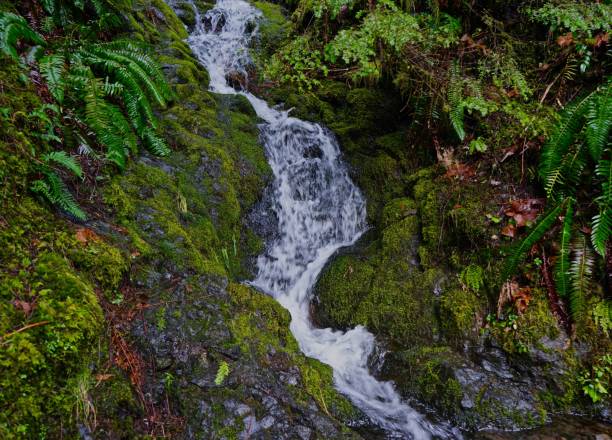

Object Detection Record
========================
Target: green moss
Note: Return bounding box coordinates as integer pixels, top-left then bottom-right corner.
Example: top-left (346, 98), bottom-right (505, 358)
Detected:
top-left (0, 200), bottom-right (104, 439)
top-left (391, 346), bottom-right (463, 417)
top-left (253, 1), bottom-right (291, 57)
top-left (71, 238), bottom-right (128, 292)
top-left (439, 287), bottom-right (482, 341)
top-left (381, 197), bottom-right (417, 228)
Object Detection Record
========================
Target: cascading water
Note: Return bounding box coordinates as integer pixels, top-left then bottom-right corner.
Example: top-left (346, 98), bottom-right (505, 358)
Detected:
top-left (177, 0), bottom-right (459, 438)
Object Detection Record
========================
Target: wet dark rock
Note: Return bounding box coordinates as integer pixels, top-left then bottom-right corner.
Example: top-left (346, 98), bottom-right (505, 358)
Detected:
top-left (202, 12), bottom-right (225, 33)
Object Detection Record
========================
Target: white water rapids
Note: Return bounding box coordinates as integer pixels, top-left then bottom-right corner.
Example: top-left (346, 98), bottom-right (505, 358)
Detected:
top-left (177, 0), bottom-right (459, 438)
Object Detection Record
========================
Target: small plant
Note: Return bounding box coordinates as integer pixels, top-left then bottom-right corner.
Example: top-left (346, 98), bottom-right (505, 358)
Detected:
top-left (460, 264), bottom-right (484, 292)
top-left (214, 361), bottom-right (230, 386)
top-left (578, 354), bottom-right (612, 403)
top-left (163, 372), bottom-right (175, 391)
top-left (31, 151), bottom-right (86, 220)
top-left (504, 80), bottom-right (611, 323)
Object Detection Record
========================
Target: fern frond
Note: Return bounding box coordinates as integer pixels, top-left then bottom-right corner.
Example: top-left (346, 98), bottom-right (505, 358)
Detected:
top-left (42, 151), bottom-right (83, 178)
top-left (40, 54), bottom-right (66, 103)
top-left (554, 199), bottom-right (574, 298)
top-left (569, 233), bottom-right (594, 321)
top-left (585, 81), bottom-right (611, 161)
top-left (448, 62), bottom-right (465, 141)
top-left (502, 200), bottom-right (566, 280)
top-left (540, 92), bottom-right (593, 196)
top-left (83, 77), bottom-right (130, 169)
top-left (547, 145), bottom-right (588, 200)
top-left (141, 127), bottom-right (170, 157)
top-left (592, 159), bottom-right (612, 256)
top-left (100, 40), bottom-right (173, 101)
top-left (0, 12), bottom-right (45, 61)
top-left (91, 45), bottom-right (168, 107)
top-left (31, 172), bottom-right (86, 220)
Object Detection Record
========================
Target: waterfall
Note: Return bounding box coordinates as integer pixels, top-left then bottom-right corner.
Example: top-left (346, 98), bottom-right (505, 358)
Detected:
top-left (178, 1), bottom-right (458, 437)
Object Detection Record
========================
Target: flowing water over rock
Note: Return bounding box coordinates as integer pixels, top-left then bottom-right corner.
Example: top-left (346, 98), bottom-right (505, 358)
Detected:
top-left (178, 0), bottom-right (460, 437)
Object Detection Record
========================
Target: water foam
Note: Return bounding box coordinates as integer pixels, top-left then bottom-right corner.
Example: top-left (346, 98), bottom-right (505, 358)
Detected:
top-left (178, 1), bottom-right (459, 437)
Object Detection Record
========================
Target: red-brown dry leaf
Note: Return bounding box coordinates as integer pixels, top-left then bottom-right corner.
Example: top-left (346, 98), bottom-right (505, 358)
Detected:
top-left (557, 32), bottom-right (573, 47)
top-left (501, 224), bottom-right (516, 238)
top-left (595, 32), bottom-right (609, 48)
top-left (12, 300), bottom-right (33, 316)
top-left (75, 227), bottom-right (100, 244)
top-left (513, 287), bottom-right (532, 314)
top-left (504, 198), bottom-right (544, 228)
top-left (444, 163), bottom-right (476, 180)
top-left (95, 373), bottom-right (113, 383)
top-left (506, 88), bottom-right (520, 98)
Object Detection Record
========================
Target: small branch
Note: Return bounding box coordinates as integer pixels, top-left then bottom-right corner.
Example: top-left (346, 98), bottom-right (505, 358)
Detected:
top-left (1, 320), bottom-right (49, 343)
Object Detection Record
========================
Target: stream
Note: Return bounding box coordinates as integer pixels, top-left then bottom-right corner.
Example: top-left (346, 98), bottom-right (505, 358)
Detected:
top-left (177, 0), bottom-right (460, 438)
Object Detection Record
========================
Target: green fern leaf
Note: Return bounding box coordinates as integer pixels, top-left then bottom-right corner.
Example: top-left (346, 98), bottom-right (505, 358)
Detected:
top-left (554, 198), bottom-right (574, 298)
top-left (592, 159), bottom-right (612, 256)
top-left (569, 234), bottom-right (594, 321)
top-left (448, 62), bottom-right (465, 141)
top-left (502, 200), bottom-right (566, 280)
top-left (540, 92), bottom-right (593, 197)
top-left (0, 12), bottom-right (45, 61)
top-left (31, 171), bottom-right (86, 220)
top-left (43, 151), bottom-right (83, 178)
top-left (141, 127), bottom-right (170, 157)
top-left (585, 80), bottom-right (611, 161)
top-left (40, 54), bottom-right (66, 103)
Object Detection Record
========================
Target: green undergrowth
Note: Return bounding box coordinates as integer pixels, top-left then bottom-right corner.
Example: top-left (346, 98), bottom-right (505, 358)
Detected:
top-left (0, 198), bottom-right (127, 438)
top-left (0, 0), bottom-right (277, 437)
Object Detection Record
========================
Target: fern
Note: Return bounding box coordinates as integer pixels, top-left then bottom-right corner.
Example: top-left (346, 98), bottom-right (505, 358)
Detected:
top-left (42, 151), bottom-right (83, 178)
top-left (502, 200), bottom-right (566, 281)
top-left (540, 92), bottom-right (592, 198)
top-left (585, 81), bottom-right (612, 161)
top-left (141, 127), bottom-right (170, 156)
top-left (31, 150), bottom-right (86, 220)
top-left (448, 62), bottom-right (465, 141)
top-left (569, 234), bottom-right (594, 321)
top-left (40, 54), bottom-right (66, 103)
top-left (31, 171), bottom-right (86, 221)
top-left (554, 198), bottom-right (574, 298)
top-left (0, 12), bottom-right (45, 61)
top-left (592, 157), bottom-right (612, 256)
top-left (214, 361), bottom-right (230, 386)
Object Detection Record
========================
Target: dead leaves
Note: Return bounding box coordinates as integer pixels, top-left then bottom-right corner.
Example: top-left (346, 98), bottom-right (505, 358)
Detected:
top-left (444, 163), bottom-right (476, 180)
top-left (557, 32), bottom-right (574, 47)
top-left (75, 227), bottom-right (100, 245)
top-left (501, 198), bottom-right (545, 238)
top-left (498, 281), bottom-right (532, 317)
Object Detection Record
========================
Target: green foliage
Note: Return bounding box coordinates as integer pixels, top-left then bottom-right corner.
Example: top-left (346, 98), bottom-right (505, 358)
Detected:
top-left (502, 200), bottom-right (566, 281)
top-left (214, 361), bottom-right (230, 385)
top-left (39, 0), bottom-right (131, 27)
top-left (460, 264), bottom-right (484, 291)
top-left (506, 80), bottom-right (610, 328)
top-left (447, 62), bottom-right (465, 140)
top-left (578, 354), bottom-right (612, 403)
top-left (1, 8), bottom-right (173, 218)
top-left (528, 1), bottom-right (611, 36)
top-left (31, 152), bottom-right (86, 220)
top-left (539, 81), bottom-right (611, 256)
top-left (554, 198), bottom-right (574, 299)
top-left (0, 12), bottom-right (45, 61)
top-left (266, 36), bottom-right (328, 91)
top-left (40, 54), bottom-right (66, 103)
top-left (568, 233), bottom-right (594, 321)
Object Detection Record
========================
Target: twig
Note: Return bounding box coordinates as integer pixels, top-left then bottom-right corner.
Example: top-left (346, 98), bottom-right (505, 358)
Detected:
top-left (1, 320), bottom-right (49, 343)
